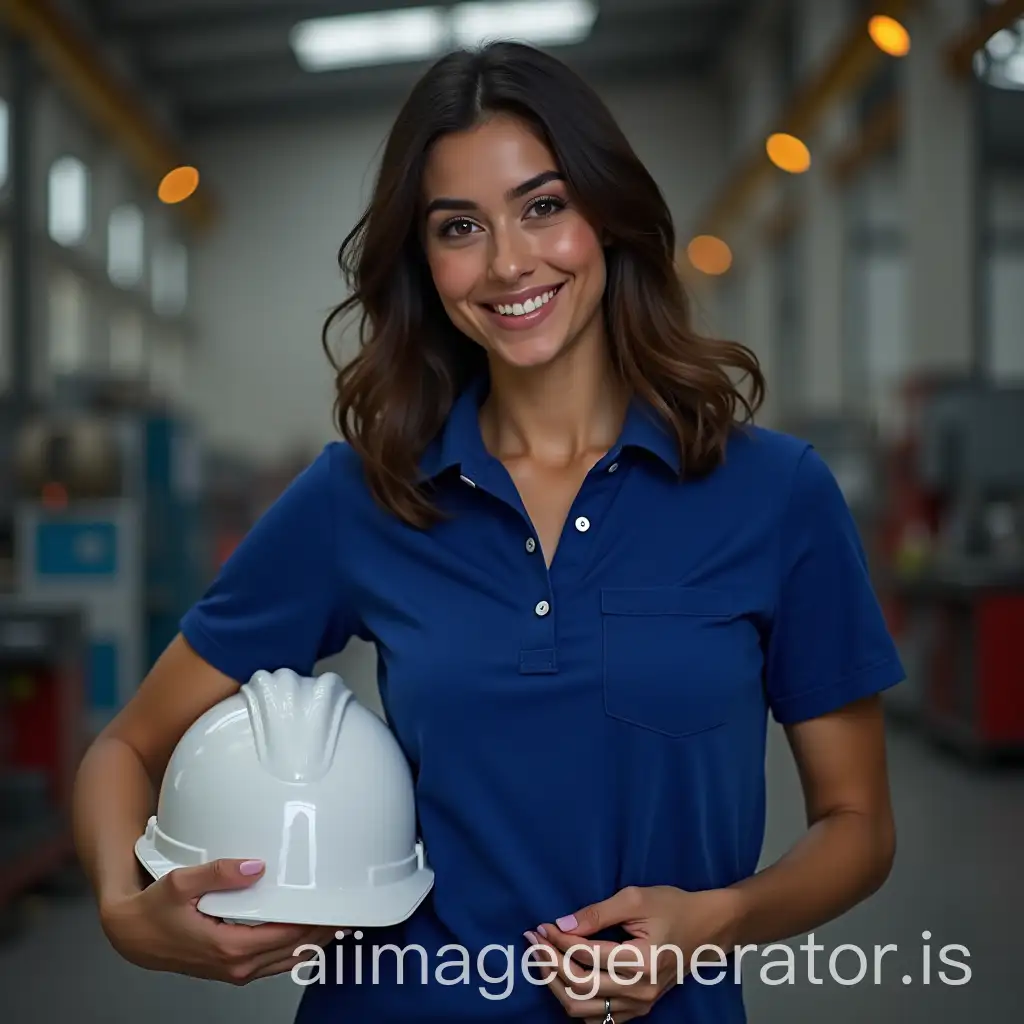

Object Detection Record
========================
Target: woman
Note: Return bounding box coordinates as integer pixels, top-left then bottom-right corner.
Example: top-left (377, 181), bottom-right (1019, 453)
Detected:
top-left (74, 41), bottom-right (903, 1024)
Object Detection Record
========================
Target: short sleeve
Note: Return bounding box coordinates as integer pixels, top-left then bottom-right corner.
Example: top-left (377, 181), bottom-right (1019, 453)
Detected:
top-left (179, 443), bottom-right (354, 684)
top-left (764, 445), bottom-right (905, 724)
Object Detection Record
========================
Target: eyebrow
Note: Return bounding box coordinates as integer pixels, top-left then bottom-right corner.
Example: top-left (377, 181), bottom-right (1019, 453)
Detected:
top-left (424, 170), bottom-right (564, 216)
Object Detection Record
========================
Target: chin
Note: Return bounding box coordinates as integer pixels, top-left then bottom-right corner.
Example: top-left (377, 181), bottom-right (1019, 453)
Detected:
top-left (489, 332), bottom-right (567, 370)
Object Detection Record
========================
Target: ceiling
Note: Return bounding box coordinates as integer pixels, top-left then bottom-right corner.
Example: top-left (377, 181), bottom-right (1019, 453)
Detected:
top-left (82, 0), bottom-right (753, 130)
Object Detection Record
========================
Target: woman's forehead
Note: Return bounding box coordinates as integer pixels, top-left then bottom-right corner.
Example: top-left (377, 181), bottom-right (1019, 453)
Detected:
top-left (422, 117), bottom-right (557, 203)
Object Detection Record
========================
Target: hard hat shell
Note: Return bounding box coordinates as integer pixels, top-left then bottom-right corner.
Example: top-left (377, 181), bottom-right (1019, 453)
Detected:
top-left (135, 668), bottom-right (433, 927)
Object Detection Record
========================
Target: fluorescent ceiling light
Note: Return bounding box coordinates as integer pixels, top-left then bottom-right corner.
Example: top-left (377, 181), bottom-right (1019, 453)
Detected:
top-left (451, 0), bottom-right (598, 47)
top-left (1005, 52), bottom-right (1024, 86)
top-left (291, 1), bottom-right (599, 72)
top-left (975, 17), bottom-right (1024, 90)
top-left (290, 7), bottom-right (449, 71)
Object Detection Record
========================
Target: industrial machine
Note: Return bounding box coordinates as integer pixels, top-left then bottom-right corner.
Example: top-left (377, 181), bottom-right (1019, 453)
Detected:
top-left (876, 377), bottom-right (1024, 759)
top-left (12, 408), bottom-right (205, 731)
top-left (0, 601), bottom-right (86, 938)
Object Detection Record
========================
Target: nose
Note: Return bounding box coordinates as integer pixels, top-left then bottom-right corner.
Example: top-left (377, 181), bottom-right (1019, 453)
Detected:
top-left (488, 222), bottom-right (533, 284)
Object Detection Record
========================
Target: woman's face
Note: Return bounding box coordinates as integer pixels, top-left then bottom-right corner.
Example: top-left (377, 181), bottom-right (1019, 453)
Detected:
top-left (421, 114), bottom-right (606, 372)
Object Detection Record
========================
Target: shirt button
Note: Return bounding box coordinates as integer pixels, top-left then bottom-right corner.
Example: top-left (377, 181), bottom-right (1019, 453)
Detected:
top-left (608, 462), bottom-right (619, 473)
top-left (534, 600), bottom-right (550, 617)
top-left (575, 516), bottom-right (590, 532)
top-left (525, 537), bottom-right (536, 553)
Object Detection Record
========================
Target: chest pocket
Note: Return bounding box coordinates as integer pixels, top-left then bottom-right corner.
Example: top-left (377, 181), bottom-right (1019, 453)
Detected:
top-left (600, 586), bottom-right (761, 738)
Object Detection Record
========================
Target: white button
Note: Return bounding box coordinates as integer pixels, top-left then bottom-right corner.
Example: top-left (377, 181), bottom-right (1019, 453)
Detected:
top-left (575, 516), bottom-right (590, 532)
top-left (459, 474), bottom-right (476, 487)
top-left (525, 537), bottom-right (536, 553)
top-left (608, 462), bottom-right (619, 473)
top-left (534, 600), bottom-right (550, 617)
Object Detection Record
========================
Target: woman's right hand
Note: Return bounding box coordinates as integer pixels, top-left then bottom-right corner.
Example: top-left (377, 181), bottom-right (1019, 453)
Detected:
top-left (100, 858), bottom-right (340, 984)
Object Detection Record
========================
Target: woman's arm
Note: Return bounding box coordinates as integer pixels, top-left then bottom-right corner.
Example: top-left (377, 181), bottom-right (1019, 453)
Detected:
top-left (723, 693), bottom-right (896, 947)
top-left (72, 634), bottom-right (241, 914)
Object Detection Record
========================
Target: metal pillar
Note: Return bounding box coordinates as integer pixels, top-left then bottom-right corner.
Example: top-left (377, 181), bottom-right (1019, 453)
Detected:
top-left (9, 35), bottom-right (34, 418)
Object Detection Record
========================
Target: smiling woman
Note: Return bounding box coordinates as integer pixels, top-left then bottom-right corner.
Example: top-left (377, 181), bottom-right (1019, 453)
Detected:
top-left (75, 36), bottom-right (904, 1024)
top-left (322, 41), bottom-right (765, 527)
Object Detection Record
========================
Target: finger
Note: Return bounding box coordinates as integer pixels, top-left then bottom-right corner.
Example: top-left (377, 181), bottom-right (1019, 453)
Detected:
top-left (246, 944), bottom-right (324, 983)
top-left (249, 937), bottom-right (326, 975)
top-left (244, 925), bottom-right (338, 970)
top-left (530, 933), bottom-right (658, 1004)
top-left (545, 975), bottom-right (638, 1020)
top-left (206, 918), bottom-right (320, 955)
top-left (553, 886), bottom-right (647, 939)
top-left (165, 858), bottom-right (266, 900)
top-left (191, 915), bottom-right (331, 964)
top-left (523, 931), bottom-right (559, 984)
top-left (539, 926), bottom-right (648, 974)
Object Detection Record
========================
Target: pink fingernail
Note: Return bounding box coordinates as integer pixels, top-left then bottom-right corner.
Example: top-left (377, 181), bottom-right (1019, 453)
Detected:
top-left (239, 860), bottom-right (264, 875)
top-left (536, 924), bottom-right (548, 937)
top-left (556, 914), bottom-right (577, 930)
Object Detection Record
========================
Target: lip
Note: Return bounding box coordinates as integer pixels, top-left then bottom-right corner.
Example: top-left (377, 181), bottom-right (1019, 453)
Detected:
top-left (479, 283), bottom-right (565, 333)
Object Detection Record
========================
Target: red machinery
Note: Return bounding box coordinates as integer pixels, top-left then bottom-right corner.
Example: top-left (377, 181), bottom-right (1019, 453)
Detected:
top-left (0, 602), bottom-right (87, 934)
top-left (874, 375), bottom-right (1024, 759)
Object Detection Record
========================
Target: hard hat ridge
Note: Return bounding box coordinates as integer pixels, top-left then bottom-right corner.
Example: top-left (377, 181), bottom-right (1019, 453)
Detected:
top-left (244, 668), bottom-right (354, 783)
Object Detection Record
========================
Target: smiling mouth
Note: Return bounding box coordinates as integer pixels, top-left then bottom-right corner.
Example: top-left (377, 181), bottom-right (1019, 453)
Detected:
top-left (485, 284), bottom-right (564, 318)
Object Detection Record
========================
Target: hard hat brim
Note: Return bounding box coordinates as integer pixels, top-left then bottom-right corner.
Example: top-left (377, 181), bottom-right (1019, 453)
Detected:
top-left (135, 833), bottom-right (435, 928)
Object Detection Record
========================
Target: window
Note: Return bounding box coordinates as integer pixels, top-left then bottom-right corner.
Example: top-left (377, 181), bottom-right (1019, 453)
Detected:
top-left (48, 270), bottom-right (89, 374)
top-left (109, 308), bottom-right (146, 378)
top-left (0, 98), bottom-right (9, 191)
top-left (108, 204), bottom-right (145, 287)
top-left (152, 240), bottom-right (188, 316)
top-left (150, 331), bottom-right (185, 396)
top-left (48, 156), bottom-right (90, 246)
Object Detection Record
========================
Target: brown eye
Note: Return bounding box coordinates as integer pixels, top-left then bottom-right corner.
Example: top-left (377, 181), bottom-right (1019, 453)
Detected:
top-left (441, 218), bottom-right (478, 237)
top-left (526, 196), bottom-right (566, 218)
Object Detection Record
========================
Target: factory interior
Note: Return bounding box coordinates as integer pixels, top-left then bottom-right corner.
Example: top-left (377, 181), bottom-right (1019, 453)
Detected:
top-left (1, 0), bottom-right (1023, 1021)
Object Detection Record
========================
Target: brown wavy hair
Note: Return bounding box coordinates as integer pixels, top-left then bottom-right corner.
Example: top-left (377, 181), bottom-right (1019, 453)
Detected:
top-left (322, 41), bottom-right (764, 528)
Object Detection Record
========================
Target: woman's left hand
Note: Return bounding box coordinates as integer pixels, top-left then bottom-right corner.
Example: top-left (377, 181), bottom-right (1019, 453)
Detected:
top-left (524, 884), bottom-right (742, 1022)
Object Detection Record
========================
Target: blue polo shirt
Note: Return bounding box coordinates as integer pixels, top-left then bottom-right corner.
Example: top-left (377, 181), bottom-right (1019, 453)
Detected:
top-left (180, 372), bottom-right (904, 1023)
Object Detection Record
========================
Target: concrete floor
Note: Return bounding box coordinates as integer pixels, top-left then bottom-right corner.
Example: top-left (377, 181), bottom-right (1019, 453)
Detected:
top-left (2, 717), bottom-right (1022, 1023)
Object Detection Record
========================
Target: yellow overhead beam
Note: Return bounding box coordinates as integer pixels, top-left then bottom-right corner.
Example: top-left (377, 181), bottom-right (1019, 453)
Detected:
top-left (945, 0), bottom-right (1024, 77)
top-left (694, 0), bottom-right (915, 241)
top-left (828, 95), bottom-right (902, 185)
top-left (1, 0), bottom-right (215, 233)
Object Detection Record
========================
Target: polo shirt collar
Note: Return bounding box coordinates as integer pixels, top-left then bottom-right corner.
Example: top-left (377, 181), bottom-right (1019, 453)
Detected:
top-left (417, 371), bottom-right (681, 481)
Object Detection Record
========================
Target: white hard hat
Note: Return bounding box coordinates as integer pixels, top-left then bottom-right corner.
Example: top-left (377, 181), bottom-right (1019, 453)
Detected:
top-left (135, 668), bottom-right (433, 928)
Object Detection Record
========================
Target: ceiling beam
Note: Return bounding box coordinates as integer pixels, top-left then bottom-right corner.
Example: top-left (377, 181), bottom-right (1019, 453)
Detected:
top-left (828, 94), bottom-right (901, 185)
top-left (2, 0), bottom-right (215, 233)
top-left (693, 0), bottom-right (916, 241)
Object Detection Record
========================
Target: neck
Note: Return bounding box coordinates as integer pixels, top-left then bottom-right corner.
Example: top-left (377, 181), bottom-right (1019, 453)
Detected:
top-left (480, 335), bottom-right (628, 468)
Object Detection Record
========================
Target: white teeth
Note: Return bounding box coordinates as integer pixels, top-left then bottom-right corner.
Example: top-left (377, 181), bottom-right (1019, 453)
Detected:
top-left (492, 287), bottom-right (559, 316)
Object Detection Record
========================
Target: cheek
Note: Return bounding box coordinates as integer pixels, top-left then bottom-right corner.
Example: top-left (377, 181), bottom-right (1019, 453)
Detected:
top-left (546, 220), bottom-right (604, 274)
top-left (428, 248), bottom-right (481, 305)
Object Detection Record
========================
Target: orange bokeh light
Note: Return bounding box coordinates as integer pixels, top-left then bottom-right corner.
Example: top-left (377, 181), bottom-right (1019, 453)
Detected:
top-left (158, 166), bottom-right (200, 204)
top-left (868, 15), bottom-right (910, 57)
top-left (687, 235), bottom-right (733, 276)
top-left (766, 133), bottom-right (811, 174)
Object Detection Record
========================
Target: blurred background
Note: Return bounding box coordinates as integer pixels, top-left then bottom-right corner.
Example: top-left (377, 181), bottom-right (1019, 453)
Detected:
top-left (0, 0), bottom-right (1022, 1021)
